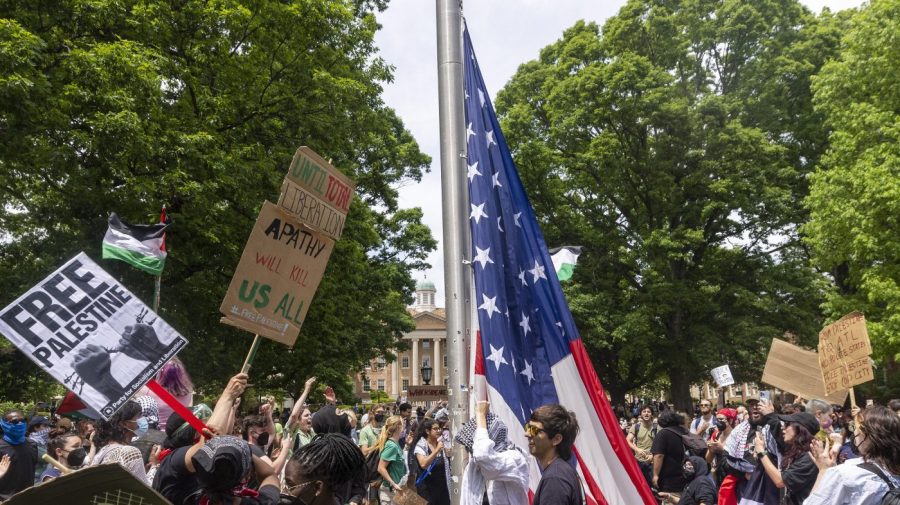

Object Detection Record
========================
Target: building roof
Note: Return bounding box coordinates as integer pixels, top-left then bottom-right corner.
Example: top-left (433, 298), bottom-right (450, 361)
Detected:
top-left (416, 279), bottom-right (436, 291)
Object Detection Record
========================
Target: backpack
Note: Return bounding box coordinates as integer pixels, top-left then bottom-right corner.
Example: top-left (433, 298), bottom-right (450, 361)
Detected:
top-left (860, 462), bottom-right (900, 505)
top-left (632, 422), bottom-right (657, 439)
top-left (664, 427), bottom-right (708, 458)
top-left (364, 447), bottom-right (382, 483)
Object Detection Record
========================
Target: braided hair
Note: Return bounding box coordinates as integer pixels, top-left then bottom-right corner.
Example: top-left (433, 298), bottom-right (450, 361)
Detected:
top-left (285, 433), bottom-right (364, 490)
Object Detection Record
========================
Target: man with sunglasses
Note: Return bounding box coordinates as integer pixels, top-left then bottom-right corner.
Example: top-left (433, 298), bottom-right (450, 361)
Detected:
top-left (525, 404), bottom-right (582, 505)
top-left (0, 409), bottom-right (39, 499)
top-left (690, 400), bottom-right (715, 442)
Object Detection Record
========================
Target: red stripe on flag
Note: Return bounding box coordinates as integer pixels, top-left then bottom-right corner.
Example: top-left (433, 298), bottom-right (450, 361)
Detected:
top-left (57, 391), bottom-right (88, 414)
top-left (159, 205), bottom-right (168, 253)
top-left (569, 339), bottom-right (657, 504)
top-left (574, 445), bottom-right (608, 505)
top-left (474, 330), bottom-right (485, 376)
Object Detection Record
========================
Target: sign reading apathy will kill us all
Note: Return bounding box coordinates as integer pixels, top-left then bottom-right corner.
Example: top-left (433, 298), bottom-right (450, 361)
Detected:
top-left (220, 201), bottom-right (334, 346)
top-left (0, 253), bottom-right (187, 419)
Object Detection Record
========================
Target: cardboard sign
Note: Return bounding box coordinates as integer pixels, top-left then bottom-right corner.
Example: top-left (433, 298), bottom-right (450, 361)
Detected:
top-left (220, 201), bottom-right (334, 346)
top-left (710, 364), bottom-right (735, 387)
top-left (761, 338), bottom-right (848, 405)
top-left (285, 147), bottom-right (355, 215)
top-left (818, 312), bottom-right (874, 394)
top-left (278, 178), bottom-right (347, 240)
top-left (407, 385), bottom-right (448, 401)
top-left (5, 463), bottom-right (172, 505)
top-left (0, 253), bottom-right (187, 420)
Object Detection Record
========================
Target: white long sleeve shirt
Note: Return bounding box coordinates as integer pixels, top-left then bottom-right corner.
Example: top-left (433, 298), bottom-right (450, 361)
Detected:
top-left (461, 427), bottom-right (530, 505)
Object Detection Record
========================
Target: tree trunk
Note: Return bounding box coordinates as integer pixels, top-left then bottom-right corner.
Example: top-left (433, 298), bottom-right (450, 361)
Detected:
top-left (607, 386), bottom-right (627, 417)
top-left (669, 368), bottom-right (693, 413)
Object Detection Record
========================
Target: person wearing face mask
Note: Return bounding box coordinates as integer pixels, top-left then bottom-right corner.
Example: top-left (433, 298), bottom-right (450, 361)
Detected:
top-left (191, 435), bottom-right (281, 505)
top-left (39, 430), bottom-right (87, 482)
top-left (658, 456), bottom-right (717, 505)
top-left (0, 409), bottom-right (39, 499)
top-left (89, 400), bottom-right (151, 483)
top-left (26, 415), bottom-right (51, 480)
top-left (281, 433), bottom-right (366, 505)
top-left (706, 408), bottom-right (737, 489)
top-left (358, 404), bottom-right (385, 457)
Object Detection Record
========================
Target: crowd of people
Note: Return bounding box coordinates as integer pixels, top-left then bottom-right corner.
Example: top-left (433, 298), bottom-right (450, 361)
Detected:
top-left (0, 357), bottom-right (587, 505)
top-left (622, 395), bottom-right (900, 504)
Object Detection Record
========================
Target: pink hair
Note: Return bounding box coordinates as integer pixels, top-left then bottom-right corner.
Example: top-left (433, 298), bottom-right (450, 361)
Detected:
top-left (155, 357), bottom-right (193, 397)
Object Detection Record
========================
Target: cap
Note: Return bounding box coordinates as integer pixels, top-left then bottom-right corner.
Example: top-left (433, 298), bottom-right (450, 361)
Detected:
top-left (777, 412), bottom-right (820, 435)
top-left (744, 393), bottom-right (761, 404)
top-left (28, 415), bottom-right (49, 428)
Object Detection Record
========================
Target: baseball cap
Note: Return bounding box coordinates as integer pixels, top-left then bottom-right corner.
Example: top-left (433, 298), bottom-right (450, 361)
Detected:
top-left (777, 412), bottom-right (820, 435)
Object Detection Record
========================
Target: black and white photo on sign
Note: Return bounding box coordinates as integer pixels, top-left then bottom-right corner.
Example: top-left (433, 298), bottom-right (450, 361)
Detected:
top-left (0, 252), bottom-right (187, 420)
top-left (710, 364), bottom-right (735, 387)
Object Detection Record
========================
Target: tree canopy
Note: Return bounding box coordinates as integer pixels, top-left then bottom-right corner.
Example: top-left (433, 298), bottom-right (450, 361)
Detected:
top-left (805, 0), bottom-right (900, 371)
top-left (494, 0), bottom-right (846, 408)
top-left (0, 0), bottom-right (435, 402)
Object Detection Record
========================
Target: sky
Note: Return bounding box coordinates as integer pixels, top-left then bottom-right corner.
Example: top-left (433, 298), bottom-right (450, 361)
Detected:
top-left (373, 0), bottom-right (865, 305)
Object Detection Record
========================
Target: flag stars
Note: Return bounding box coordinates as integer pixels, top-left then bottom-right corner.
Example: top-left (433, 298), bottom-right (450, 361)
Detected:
top-left (466, 122), bottom-right (475, 142)
top-left (497, 217), bottom-right (503, 232)
top-left (529, 260), bottom-right (547, 283)
top-left (513, 212), bottom-right (522, 227)
top-left (520, 360), bottom-right (535, 385)
top-left (486, 130), bottom-right (496, 147)
top-left (519, 312), bottom-right (531, 337)
top-left (478, 89), bottom-right (486, 107)
top-left (492, 171), bottom-right (502, 188)
top-left (470, 202), bottom-right (488, 224)
top-left (467, 161), bottom-right (482, 182)
top-left (486, 344), bottom-right (508, 371)
top-left (473, 246), bottom-right (494, 269)
top-left (478, 293), bottom-right (501, 319)
top-left (556, 321), bottom-right (565, 336)
top-left (518, 268), bottom-right (527, 286)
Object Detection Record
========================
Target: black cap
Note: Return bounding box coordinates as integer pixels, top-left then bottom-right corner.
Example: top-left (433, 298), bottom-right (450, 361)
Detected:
top-left (777, 412), bottom-right (820, 435)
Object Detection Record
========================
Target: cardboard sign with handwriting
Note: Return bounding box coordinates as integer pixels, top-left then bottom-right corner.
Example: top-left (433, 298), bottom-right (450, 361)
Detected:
top-left (220, 202), bottom-right (334, 346)
top-left (818, 312), bottom-right (874, 394)
top-left (762, 338), bottom-right (848, 405)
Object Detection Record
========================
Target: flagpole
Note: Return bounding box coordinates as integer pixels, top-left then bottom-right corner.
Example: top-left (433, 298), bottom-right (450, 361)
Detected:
top-left (436, 1), bottom-right (470, 503)
top-left (153, 275), bottom-right (161, 313)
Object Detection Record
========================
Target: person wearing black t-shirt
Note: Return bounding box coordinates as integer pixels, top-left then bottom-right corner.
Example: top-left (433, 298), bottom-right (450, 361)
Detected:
top-left (0, 410), bottom-right (39, 500)
top-left (754, 412), bottom-right (819, 505)
top-left (652, 410), bottom-right (689, 497)
top-left (525, 404), bottom-right (582, 505)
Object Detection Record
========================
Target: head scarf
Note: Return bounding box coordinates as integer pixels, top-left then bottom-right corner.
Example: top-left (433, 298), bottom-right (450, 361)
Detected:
top-left (311, 405), bottom-right (351, 437)
top-left (454, 413), bottom-right (513, 453)
top-left (718, 408), bottom-right (738, 423)
top-left (192, 435), bottom-right (253, 492)
top-left (135, 395), bottom-right (160, 429)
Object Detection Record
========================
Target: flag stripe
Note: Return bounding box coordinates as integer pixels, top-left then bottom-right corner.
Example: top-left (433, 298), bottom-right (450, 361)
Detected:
top-left (108, 213), bottom-right (169, 241)
top-left (102, 242), bottom-right (166, 275)
top-left (573, 446), bottom-right (608, 505)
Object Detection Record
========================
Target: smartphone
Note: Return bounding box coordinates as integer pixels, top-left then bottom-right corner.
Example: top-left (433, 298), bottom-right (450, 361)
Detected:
top-left (760, 391), bottom-right (771, 403)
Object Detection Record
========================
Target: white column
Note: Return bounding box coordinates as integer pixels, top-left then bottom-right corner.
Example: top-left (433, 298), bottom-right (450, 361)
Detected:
top-left (433, 338), bottom-right (441, 382)
top-left (392, 358), bottom-right (400, 395)
top-left (412, 338), bottom-right (419, 386)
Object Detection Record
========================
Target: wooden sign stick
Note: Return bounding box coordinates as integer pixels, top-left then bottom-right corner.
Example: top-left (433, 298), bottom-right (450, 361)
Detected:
top-left (241, 335), bottom-right (261, 374)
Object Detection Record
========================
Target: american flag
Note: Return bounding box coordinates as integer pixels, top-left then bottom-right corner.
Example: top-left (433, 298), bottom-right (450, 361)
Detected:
top-left (464, 26), bottom-right (655, 505)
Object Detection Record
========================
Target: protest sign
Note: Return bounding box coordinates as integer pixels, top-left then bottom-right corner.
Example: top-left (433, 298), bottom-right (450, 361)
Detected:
top-left (220, 201), bottom-right (334, 346)
top-left (818, 312), bottom-right (874, 395)
top-left (408, 385), bottom-right (449, 401)
top-left (278, 178), bottom-right (347, 240)
top-left (710, 364), bottom-right (735, 387)
top-left (5, 463), bottom-right (172, 505)
top-left (0, 253), bottom-right (187, 420)
top-left (762, 338), bottom-right (848, 405)
top-left (284, 147), bottom-right (355, 216)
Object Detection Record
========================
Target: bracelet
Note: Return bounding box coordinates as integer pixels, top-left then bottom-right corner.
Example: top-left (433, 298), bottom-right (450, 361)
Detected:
top-left (757, 450), bottom-right (768, 458)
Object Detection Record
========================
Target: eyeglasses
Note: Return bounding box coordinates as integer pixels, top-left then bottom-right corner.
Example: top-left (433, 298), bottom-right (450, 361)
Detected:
top-left (524, 423), bottom-right (547, 437)
top-left (700, 404), bottom-right (711, 407)
top-left (431, 426), bottom-right (443, 431)
top-left (286, 480), bottom-right (320, 496)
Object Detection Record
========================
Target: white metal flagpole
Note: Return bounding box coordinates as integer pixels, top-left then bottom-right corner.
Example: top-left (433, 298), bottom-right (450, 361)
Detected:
top-left (436, 1), bottom-right (470, 504)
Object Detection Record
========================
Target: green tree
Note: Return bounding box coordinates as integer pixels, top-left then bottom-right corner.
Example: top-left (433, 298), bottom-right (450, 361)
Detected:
top-left (495, 0), bottom-right (843, 408)
top-left (805, 0), bottom-right (900, 380)
top-left (0, 1), bottom-right (434, 400)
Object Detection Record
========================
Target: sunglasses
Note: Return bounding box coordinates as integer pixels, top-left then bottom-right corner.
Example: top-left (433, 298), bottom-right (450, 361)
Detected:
top-left (4, 418), bottom-right (25, 424)
top-left (524, 423), bottom-right (547, 437)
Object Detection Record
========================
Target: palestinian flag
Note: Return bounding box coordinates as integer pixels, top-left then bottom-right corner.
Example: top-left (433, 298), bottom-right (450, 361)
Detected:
top-left (102, 211), bottom-right (171, 275)
top-left (549, 246), bottom-right (582, 282)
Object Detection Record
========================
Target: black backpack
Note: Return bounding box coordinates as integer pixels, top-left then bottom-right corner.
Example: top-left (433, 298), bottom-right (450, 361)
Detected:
top-left (664, 427), bottom-right (708, 458)
top-left (860, 462), bottom-right (900, 505)
top-left (363, 447), bottom-right (382, 483)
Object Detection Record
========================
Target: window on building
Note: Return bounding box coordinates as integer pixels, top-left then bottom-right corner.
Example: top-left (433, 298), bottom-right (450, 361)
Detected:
top-left (443, 378), bottom-right (449, 386)
top-left (401, 356), bottom-right (410, 368)
top-left (423, 340), bottom-right (431, 349)
top-left (443, 355), bottom-right (447, 368)
top-left (375, 357), bottom-right (386, 371)
top-left (402, 379), bottom-right (409, 391)
top-left (422, 357), bottom-right (431, 368)
top-left (363, 381), bottom-right (371, 392)
top-left (377, 379), bottom-right (385, 391)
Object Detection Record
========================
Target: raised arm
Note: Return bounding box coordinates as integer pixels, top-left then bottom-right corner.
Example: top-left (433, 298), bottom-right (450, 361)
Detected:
top-left (207, 373), bottom-right (248, 433)
top-left (287, 377), bottom-right (316, 431)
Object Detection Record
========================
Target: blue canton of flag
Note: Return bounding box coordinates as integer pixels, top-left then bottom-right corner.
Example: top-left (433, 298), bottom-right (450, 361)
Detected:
top-left (463, 25), bottom-right (655, 505)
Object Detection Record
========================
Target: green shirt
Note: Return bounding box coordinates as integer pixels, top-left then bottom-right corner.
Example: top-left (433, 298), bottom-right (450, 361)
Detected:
top-left (380, 439), bottom-right (406, 487)
top-left (359, 425), bottom-right (381, 449)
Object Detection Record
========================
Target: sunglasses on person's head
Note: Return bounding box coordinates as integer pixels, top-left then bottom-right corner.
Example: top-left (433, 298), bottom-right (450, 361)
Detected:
top-left (524, 423), bottom-right (547, 437)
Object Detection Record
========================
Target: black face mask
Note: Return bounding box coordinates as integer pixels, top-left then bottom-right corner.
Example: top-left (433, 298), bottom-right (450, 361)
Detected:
top-left (66, 447), bottom-right (87, 467)
top-left (374, 413), bottom-right (385, 423)
top-left (716, 420), bottom-right (727, 432)
top-left (683, 468), bottom-right (696, 481)
top-left (257, 432), bottom-right (269, 447)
